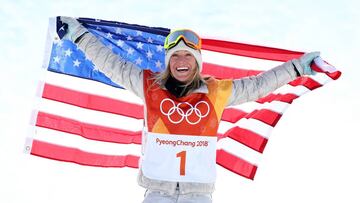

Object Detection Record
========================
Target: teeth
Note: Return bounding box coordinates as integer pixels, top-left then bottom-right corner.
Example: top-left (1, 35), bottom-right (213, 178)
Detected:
top-left (176, 67), bottom-right (189, 71)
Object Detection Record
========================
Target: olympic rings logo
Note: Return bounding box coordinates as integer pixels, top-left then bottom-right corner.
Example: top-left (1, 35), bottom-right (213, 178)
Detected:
top-left (160, 98), bottom-right (210, 125)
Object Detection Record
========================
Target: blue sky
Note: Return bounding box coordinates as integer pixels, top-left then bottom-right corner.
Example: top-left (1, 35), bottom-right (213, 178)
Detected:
top-left (1, 0), bottom-right (359, 202)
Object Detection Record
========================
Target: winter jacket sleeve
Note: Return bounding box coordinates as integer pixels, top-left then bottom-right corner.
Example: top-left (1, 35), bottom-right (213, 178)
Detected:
top-left (75, 32), bottom-right (144, 99)
top-left (227, 60), bottom-right (302, 106)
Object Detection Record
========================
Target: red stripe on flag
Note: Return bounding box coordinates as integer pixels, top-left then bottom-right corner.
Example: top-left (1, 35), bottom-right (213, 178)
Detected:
top-left (222, 108), bottom-right (248, 123)
top-left (256, 93), bottom-right (299, 104)
top-left (245, 109), bottom-right (282, 127)
top-left (325, 71), bottom-right (342, 80)
top-left (216, 149), bottom-right (257, 180)
top-left (222, 108), bottom-right (282, 127)
top-left (36, 111), bottom-right (142, 144)
top-left (31, 140), bottom-right (140, 168)
top-left (42, 83), bottom-right (144, 119)
top-left (224, 127), bottom-right (268, 153)
top-left (202, 38), bottom-right (304, 61)
top-left (289, 76), bottom-right (322, 90)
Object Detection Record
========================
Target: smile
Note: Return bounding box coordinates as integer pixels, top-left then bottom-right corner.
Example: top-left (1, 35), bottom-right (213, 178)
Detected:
top-left (176, 67), bottom-right (189, 72)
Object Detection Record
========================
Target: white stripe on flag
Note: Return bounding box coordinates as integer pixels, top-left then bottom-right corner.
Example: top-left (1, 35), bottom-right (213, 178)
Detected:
top-left (217, 138), bottom-right (262, 166)
top-left (218, 118), bottom-right (273, 139)
top-left (310, 72), bottom-right (335, 85)
top-left (202, 50), bottom-right (283, 71)
top-left (34, 127), bottom-right (141, 155)
top-left (272, 84), bottom-right (311, 96)
top-left (314, 57), bottom-right (337, 73)
top-left (231, 100), bottom-right (290, 115)
top-left (38, 98), bottom-right (143, 131)
top-left (45, 71), bottom-right (144, 105)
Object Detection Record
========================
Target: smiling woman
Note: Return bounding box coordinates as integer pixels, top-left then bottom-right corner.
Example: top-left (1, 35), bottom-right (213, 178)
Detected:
top-left (151, 30), bottom-right (206, 98)
top-left (154, 34), bottom-right (206, 98)
top-left (169, 50), bottom-right (197, 83)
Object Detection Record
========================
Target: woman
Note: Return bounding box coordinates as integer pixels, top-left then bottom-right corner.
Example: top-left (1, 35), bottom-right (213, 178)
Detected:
top-left (60, 17), bottom-right (319, 203)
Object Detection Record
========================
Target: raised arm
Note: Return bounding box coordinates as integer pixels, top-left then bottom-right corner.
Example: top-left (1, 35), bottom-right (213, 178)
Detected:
top-left (227, 52), bottom-right (320, 106)
top-left (60, 17), bottom-right (144, 98)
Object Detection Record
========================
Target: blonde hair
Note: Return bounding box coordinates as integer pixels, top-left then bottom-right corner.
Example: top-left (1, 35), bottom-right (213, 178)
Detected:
top-left (150, 63), bottom-right (208, 96)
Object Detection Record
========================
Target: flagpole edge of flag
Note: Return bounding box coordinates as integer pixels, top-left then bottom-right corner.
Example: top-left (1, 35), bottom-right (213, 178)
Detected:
top-left (41, 17), bottom-right (58, 70)
top-left (23, 137), bottom-right (34, 154)
top-left (27, 16), bottom-right (56, 126)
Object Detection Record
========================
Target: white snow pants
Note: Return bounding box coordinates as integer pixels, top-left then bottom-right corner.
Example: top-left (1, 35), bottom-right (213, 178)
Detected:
top-left (142, 189), bottom-right (212, 203)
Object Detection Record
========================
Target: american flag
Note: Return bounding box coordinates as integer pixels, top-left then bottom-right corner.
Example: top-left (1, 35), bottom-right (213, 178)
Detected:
top-left (25, 17), bottom-right (341, 180)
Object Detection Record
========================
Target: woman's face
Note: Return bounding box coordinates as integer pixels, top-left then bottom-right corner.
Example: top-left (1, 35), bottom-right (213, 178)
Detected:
top-left (169, 50), bottom-right (197, 83)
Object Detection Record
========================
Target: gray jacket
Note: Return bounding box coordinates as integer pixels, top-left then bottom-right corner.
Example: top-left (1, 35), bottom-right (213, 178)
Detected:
top-left (75, 32), bottom-right (305, 195)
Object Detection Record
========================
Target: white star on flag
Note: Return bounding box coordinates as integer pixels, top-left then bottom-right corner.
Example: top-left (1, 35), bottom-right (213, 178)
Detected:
top-left (126, 35), bottom-right (133, 41)
top-left (147, 37), bottom-right (153, 43)
top-left (136, 42), bottom-right (144, 49)
top-left (146, 50), bottom-right (153, 59)
top-left (64, 48), bottom-right (72, 57)
top-left (115, 28), bottom-right (122, 34)
top-left (136, 31), bottom-right (143, 36)
top-left (156, 45), bottom-right (163, 52)
top-left (73, 59), bottom-right (81, 67)
top-left (53, 56), bottom-right (60, 63)
top-left (135, 57), bottom-right (143, 65)
top-left (54, 40), bottom-right (63, 47)
top-left (155, 60), bottom-right (162, 68)
top-left (127, 47), bottom-right (135, 55)
top-left (85, 54), bottom-right (91, 62)
top-left (116, 40), bottom-right (124, 47)
top-left (106, 33), bottom-right (113, 39)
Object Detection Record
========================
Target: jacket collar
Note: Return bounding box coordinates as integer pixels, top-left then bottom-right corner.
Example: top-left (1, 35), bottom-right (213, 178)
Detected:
top-left (192, 83), bottom-right (208, 94)
top-left (161, 80), bottom-right (209, 95)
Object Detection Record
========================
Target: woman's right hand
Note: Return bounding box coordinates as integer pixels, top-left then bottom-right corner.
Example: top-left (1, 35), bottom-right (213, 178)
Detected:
top-left (59, 16), bottom-right (88, 42)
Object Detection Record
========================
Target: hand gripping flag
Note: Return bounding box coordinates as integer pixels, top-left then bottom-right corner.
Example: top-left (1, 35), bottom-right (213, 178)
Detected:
top-left (25, 17), bottom-right (341, 180)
